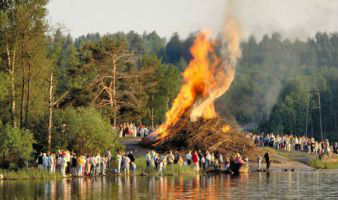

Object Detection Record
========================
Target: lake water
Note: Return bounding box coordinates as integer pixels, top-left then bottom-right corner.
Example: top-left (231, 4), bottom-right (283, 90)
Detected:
top-left (1, 171), bottom-right (337, 199)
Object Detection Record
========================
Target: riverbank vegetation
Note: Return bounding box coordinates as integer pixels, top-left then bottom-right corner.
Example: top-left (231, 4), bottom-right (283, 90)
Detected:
top-left (1, 0), bottom-right (338, 171)
top-left (309, 159), bottom-right (338, 169)
top-left (0, 168), bottom-right (61, 180)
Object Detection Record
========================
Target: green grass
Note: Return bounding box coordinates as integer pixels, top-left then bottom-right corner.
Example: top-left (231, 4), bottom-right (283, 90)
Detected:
top-left (0, 168), bottom-right (62, 180)
top-left (309, 159), bottom-right (338, 169)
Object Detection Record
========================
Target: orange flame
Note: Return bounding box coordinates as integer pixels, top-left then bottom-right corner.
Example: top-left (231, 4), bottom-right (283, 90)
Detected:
top-left (148, 18), bottom-right (241, 141)
top-left (222, 124), bottom-right (231, 133)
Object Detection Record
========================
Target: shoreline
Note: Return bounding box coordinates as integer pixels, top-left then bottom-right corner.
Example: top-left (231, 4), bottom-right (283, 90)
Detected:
top-left (1, 166), bottom-right (337, 182)
top-left (1, 139), bottom-right (337, 181)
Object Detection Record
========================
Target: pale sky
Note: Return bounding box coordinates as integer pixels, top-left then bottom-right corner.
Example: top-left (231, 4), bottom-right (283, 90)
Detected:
top-left (47, 0), bottom-right (338, 40)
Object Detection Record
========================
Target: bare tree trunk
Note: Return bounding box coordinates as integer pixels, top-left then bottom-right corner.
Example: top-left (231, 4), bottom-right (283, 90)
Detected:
top-left (112, 57), bottom-right (117, 126)
top-left (151, 108), bottom-right (154, 129)
top-left (24, 60), bottom-right (31, 129)
top-left (7, 44), bottom-right (17, 128)
top-left (48, 73), bottom-right (54, 152)
top-left (19, 53), bottom-right (25, 129)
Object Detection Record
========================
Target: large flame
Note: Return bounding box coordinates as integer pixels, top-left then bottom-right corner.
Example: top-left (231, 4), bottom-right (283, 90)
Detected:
top-left (147, 18), bottom-right (241, 143)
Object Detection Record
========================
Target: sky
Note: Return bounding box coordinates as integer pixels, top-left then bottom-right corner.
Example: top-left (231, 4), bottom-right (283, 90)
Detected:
top-left (47, 0), bottom-right (338, 41)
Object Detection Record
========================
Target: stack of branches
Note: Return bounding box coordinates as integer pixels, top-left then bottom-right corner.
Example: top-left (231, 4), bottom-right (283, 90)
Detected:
top-left (153, 116), bottom-right (259, 159)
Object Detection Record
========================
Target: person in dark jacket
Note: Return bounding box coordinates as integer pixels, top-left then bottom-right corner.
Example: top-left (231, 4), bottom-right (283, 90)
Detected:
top-left (128, 151), bottom-right (135, 163)
top-left (71, 154), bottom-right (77, 175)
top-left (264, 151), bottom-right (271, 170)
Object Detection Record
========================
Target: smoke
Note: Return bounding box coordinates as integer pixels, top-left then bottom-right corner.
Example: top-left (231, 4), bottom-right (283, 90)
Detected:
top-left (217, 0), bottom-right (331, 128)
top-left (190, 17), bottom-right (241, 121)
top-left (227, 0), bottom-right (338, 41)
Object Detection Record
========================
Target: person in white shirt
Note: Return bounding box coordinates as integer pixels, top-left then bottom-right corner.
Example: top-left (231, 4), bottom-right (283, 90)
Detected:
top-left (96, 153), bottom-right (101, 175)
top-left (123, 155), bottom-right (131, 175)
top-left (257, 155), bottom-right (262, 171)
top-left (116, 152), bottom-right (122, 173)
top-left (185, 151), bottom-right (192, 165)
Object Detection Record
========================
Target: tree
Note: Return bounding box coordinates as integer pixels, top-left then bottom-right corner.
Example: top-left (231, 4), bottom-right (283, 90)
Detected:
top-left (0, 0), bottom-right (50, 129)
top-left (164, 33), bottom-right (183, 64)
top-left (88, 36), bottom-right (133, 126)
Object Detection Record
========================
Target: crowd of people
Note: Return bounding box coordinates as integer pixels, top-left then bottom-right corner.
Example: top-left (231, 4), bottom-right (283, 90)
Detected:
top-left (115, 151), bottom-right (137, 175)
top-left (138, 150), bottom-right (249, 175)
top-left (114, 123), bottom-right (154, 138)
top-left (35, 150), bottom-right (113, 177)
top-left (248, 133), bottom-right (338, 155)
top-left (34, 131), bottom-right (338, 177)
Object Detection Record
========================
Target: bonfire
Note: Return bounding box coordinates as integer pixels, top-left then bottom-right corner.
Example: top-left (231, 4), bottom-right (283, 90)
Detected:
top-left (142, 18), bottom-right (258, 158)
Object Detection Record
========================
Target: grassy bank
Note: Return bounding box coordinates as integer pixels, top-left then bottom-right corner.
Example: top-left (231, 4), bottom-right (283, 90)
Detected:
top-left (0, 168), bottom-right (62, 180)
top-left (309, 159), bottom-right (338, 169)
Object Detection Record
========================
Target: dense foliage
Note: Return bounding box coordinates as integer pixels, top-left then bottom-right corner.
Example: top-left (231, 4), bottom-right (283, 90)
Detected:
top-left (0, 123), bottom-right (35, 169)
top-left (52, 107), bottom-right (120, 155)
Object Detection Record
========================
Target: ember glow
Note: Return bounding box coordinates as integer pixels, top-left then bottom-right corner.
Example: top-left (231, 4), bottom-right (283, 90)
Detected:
top-left (146, 18), bottom-right (241, 144)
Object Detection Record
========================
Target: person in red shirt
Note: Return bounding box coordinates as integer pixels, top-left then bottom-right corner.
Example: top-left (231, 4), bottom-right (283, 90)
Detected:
top-left (192, 151), bottom-right (200, 173)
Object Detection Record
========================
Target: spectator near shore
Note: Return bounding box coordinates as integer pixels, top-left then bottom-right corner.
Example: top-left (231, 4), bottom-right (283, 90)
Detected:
top-left (264, 151), bottom-right (271, 170)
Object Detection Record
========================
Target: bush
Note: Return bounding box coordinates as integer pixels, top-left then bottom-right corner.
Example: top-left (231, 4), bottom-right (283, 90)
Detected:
top-left (0, 125), bottom-right (35, 169)
top-left (53, 107), bottom-right (121, 155)
top-left (309, 158), bottom-right (338, 169)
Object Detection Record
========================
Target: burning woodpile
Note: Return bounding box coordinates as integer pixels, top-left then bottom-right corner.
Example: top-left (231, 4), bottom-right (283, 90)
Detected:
top-left (142, 18), bottom-right (258, 158)
top-left (145, 116), bottom-right (258, 158)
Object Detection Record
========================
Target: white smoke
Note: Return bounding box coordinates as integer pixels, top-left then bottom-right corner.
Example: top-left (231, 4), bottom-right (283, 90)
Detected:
top-left (227, 0), bottom-right (338, 41)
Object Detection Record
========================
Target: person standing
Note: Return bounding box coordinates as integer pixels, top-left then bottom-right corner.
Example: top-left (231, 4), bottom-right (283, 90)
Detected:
top-left (192, 152), bottom-right (200, 173)
top-left (205, 151), bottom-right (211, 168)
top-left (219, 153), bottom-right (224, 169)
top-left (60, 155), bottom-right (67, 177)
top-left (334, 142), bottom-right (338, 154)
top-left (90, 155), bottom-right (97, 176)
top-left (185, 151), bottom-right (192, 165)
top-left (71, 154), bottom-right (77, 176)
top-left (128, 151), bottom-right (135, 164)
top-left (257, 155), bottom-right (262, 171)
top-left (77, 155), bottom-right (83, 176)
top-left (96, 153), bottom-right (101, 175)
top-left (167, 151), bottom-right (175, 165)
top-left (101, 156), bottom-right (107, 175)
top-left (36, 153), bottom-right (43, 169)
top-left (42, 153), bottom-right (49, 170)
top-left (123, 154), bottom-right (131, 176)
top-left (107, 149), bottom-right (112, 168)
top-left (116, 152), bottom-right (122, 174)
top-left (264, 151), bottom-right (271, 170)
top-left (47, 153), bottom-right (54, 173)
top-left (85, 156), bottom-right (91, 176)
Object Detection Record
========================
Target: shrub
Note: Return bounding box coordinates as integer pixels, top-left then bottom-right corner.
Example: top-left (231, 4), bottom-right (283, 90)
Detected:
top-left (0, 125), bottom-right (35, 169)
top-left (52, 107), bottom-right (121, 155)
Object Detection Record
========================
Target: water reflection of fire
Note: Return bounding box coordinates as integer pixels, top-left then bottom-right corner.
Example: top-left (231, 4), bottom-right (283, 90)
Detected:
top-left (144, 18), bottom-right (241, 145)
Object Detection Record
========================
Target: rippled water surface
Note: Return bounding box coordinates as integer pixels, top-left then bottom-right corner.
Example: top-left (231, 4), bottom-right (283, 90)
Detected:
top-left (1, 171), bottom-right (338, 199)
